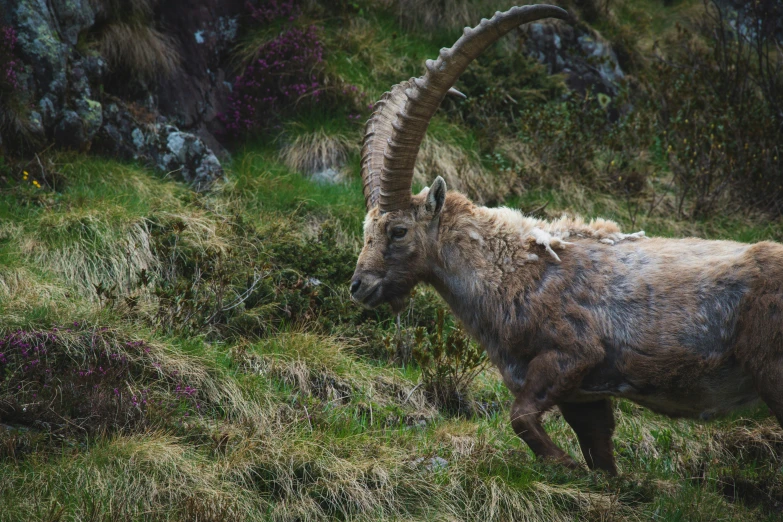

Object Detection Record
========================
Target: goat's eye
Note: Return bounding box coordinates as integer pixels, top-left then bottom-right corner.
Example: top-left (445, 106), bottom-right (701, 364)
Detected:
top-left (391, 227), bottom-right (407, 240)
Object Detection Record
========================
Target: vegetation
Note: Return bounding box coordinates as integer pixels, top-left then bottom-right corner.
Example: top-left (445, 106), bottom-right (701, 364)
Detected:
top-left (2, 0), bottom-right (783, 520)
top-left (91, 0), bottom-right (182, 88)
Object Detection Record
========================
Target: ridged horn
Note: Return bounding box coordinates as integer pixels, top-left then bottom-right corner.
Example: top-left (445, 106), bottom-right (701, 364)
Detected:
top-left (360, 4), bottom-right (569, 213)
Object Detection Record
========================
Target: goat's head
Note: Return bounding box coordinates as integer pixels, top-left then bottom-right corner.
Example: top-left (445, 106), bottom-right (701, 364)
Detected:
top-left (351, 177), bottom-right (447, 312)
top-left (350, 4), bottom-right (568, 311)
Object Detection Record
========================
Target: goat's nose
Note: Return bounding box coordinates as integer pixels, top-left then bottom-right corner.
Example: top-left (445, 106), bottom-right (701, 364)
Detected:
top-left (350, 279), bottom-right (361, 295)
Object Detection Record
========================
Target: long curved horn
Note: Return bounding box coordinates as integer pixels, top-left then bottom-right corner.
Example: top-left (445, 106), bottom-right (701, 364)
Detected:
top-left (361, 4), bottom-right (569, 213)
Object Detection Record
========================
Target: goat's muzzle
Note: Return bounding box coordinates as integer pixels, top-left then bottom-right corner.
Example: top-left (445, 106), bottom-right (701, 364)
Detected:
top-left (350, 272), bottom-right (384, 309)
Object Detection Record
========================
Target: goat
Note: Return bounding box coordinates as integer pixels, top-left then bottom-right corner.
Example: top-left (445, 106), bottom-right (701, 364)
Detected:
top-left (350, 5), bottom-right (783, 475)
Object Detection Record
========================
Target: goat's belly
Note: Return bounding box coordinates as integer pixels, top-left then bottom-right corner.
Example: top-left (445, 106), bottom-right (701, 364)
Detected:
top-left (571, 362), bottom-right (760, 420)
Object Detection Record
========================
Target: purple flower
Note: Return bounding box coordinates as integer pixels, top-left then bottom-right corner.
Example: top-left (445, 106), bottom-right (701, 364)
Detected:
top-left (219, 25), bottom-right (325, 135)
top-left (1, 26), bottom-right (20, 91)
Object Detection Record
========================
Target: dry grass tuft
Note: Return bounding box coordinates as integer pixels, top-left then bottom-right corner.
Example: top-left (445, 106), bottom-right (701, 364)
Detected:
top-left (18, 204), bottom-right (235, 303)
top-left (281, 127), bottom-right (359, 179)
top-left (416, 135), bottom-right (517, 205)
top-left (99, 22), bottom-right (181, 82)
top-left (713, 420), bottom-right (783, 463)
top-left (0, 266), bottom-right (71, 322)
top-left (1, 432), bottom-right (268, 520)
top-left (22, 212), bottom-right (160, 299)
top-left (235, 333), bottom-right (433, 414)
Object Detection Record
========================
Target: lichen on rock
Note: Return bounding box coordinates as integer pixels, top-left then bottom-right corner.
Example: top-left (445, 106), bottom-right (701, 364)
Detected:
top-left (0, 0), bottom-right (240, 190)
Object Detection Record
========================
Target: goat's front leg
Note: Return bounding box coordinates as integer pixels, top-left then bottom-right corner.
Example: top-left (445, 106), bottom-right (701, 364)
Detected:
top-left (509, 351), bottom-right (586, 469)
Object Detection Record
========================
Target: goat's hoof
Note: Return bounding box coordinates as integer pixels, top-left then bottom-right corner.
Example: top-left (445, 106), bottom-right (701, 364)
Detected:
top-left (541, 454), bottom-right (581, 470)
top-left (558, 456), bottom-right (582, 470)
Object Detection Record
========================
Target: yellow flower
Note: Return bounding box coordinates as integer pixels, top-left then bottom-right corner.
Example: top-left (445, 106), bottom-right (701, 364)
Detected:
top-left (32, 180), bottom-right (41, 188)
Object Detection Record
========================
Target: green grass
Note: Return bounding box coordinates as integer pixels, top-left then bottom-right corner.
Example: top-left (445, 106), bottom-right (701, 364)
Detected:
top-left (228, 146), bottom-right (365, 232)
top-left (323, 11), bottom-right (461, 99)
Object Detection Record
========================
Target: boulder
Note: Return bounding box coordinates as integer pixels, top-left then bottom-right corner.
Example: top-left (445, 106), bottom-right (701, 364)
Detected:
top-left (0, 0), bottom-right (242, 189)
top-left (520, 19), bottom-right (625, 98)
top-left (96, 101), bottom-right (225, 191)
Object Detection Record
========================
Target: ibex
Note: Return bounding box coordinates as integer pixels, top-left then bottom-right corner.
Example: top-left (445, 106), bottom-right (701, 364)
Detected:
top-left (349, 4), bottom-right (783, 475)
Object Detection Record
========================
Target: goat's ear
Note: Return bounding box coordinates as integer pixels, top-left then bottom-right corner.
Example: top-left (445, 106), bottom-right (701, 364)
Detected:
top-left (425, 176), bottom-right (447, 216)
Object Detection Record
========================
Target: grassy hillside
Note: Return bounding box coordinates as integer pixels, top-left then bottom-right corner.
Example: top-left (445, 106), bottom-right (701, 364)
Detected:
top-left (2, 0), bottom-right (783, 520)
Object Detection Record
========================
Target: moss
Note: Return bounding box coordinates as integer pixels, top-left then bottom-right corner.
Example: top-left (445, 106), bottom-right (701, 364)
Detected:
top-left (79, 98), bottom-right (102, 136)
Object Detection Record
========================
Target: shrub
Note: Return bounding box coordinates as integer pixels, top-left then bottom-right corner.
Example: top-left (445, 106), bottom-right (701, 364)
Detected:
top-left (449, 44), bottom-right (566, 150)
top-left (0, 327), bottom-right (202, 435)
top-left (99, 215), bottom-right (269, 338)
top-left (226, 0), bottom-right (371, 137)
top-left (652, 1), bottom-right (783, 217)
top-left (412, 309), bottom-right (488, 414)
top-left (517, 89), bottom-right (652, 198)
top-left (221, 25), bottom-right (324, 135)
top-left (443, 38), bottom-right (652, 204)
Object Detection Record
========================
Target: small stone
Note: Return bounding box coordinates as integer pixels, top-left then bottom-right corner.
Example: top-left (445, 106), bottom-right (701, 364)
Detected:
top-left (311, 167), bottom-right (343, 184)
top-left (410, 456), bottom-right (449, 471)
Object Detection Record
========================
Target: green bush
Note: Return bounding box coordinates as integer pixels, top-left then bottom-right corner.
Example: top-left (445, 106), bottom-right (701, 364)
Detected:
top-left (652, 2), bottom-right (783, 217)
top-left (447, 44), bottom-right (566, 151)
top-left (412, 308), bottom-right (487, 414)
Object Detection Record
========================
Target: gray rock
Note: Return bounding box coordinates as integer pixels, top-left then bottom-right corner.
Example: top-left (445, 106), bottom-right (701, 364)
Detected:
top-left (311, 167), bottom-right (344, 185)
top-left (156, 126), bottom-right (224, 190)
top-left (75, 98), bottom-right (102, 142)
top-left (5, 0), bottom-right (69, 99)
top-left (521, 20), bottom-right (625, 97)
top-left (51, 0), bottom-right (95, 46)
top-left (410, 456), bottom-right (449, 471)
top-left (0, 0), bottom-right (240, 189)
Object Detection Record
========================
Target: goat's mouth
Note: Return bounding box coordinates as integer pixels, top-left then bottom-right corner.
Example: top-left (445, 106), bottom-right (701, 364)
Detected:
top-left (352, 281), bottom-right (384, 309)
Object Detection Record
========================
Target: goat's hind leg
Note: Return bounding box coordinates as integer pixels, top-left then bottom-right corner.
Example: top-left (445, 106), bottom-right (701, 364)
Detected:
top-left (748, 361), bottom-right (783, 428)
top-left (559, 399), bottom-right (618, 475)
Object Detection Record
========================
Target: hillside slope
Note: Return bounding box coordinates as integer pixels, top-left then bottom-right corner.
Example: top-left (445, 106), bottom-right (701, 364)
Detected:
top-left (2, 1), bottom-right (783, 520)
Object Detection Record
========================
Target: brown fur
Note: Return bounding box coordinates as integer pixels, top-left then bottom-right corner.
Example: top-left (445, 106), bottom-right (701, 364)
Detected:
top-left (351, 184), bottom-right (783, 474)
